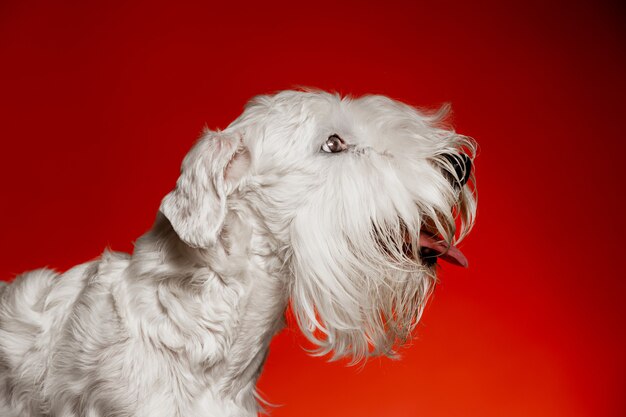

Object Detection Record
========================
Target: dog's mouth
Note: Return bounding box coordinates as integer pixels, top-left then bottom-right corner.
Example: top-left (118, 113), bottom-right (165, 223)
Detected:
top-left (402, 230), bottom-right (468, 268)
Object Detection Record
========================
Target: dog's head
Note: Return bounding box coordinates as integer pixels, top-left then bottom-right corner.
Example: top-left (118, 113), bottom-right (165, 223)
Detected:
top-left (160, 90), bottom-right (476, 362)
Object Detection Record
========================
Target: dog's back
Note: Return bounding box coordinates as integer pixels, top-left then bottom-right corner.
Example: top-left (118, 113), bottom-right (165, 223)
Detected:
top-left (0, 262), bottom-right (100, 416)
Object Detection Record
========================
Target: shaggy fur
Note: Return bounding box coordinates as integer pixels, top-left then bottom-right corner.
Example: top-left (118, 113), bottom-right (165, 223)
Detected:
top-left (0, 90), bottom-right (476, 417)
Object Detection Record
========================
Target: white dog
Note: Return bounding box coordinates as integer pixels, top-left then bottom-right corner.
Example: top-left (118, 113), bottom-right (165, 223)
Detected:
top-left (0, 90), bottom-right (476, 417)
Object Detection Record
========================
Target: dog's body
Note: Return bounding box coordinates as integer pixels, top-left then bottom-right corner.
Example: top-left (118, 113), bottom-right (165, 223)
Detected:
top-left (0, 91), bottom-right (476, 417)
top-left (0, 223), bottom-right (285, 417)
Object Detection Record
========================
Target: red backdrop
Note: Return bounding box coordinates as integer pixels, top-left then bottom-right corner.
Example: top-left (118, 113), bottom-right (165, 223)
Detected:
top-left (1, 1), bottom-right (624, 416)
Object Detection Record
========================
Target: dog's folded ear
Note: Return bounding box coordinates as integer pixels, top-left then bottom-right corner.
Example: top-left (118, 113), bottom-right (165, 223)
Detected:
top-left (160, 130), bottom-right (250, 249)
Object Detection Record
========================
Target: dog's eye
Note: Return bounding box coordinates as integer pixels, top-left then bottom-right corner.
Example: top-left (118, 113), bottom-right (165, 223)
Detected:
top-left (321, 134), bottom-right (347, 153)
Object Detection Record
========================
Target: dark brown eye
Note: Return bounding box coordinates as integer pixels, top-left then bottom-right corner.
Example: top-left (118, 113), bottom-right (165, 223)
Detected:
top-left (321, 134), bottom-right (347, 153)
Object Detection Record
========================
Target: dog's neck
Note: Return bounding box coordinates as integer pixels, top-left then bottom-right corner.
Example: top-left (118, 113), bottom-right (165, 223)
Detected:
top-left (124, 213), bottom-right (289, 413)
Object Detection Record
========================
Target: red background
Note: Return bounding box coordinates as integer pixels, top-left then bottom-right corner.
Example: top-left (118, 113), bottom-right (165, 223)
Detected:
top-left (1, 1), bottom-right (625, 416)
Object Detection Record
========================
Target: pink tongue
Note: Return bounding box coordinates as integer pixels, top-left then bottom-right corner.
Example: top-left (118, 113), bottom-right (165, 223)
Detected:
top-left (419, 234), bottom-right (468, 268)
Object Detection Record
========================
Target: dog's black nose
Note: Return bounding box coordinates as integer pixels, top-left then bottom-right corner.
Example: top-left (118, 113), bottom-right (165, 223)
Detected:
top-left (442, 153), bottom-right (472, 186)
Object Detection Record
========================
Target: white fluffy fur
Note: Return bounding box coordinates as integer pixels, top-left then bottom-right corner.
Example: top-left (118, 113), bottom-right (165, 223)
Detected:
top-left (0, 90), bottom-right (476, 417)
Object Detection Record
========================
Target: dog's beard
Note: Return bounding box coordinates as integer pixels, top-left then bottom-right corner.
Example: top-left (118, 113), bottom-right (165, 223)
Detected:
top-left (288, 173), bottom-right (475, 364)
top-left (289, 212), bottom-right (442, 363)
top-left (291, 248), bottom-right (434, 363)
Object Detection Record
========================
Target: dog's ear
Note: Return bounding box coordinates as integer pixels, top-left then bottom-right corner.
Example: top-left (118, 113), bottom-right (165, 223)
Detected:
top-left (160, 130), bottom-right (250, 249)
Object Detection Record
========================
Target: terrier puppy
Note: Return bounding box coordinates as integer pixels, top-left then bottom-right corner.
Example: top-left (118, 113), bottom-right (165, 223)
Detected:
top-left (0, 90), bottom-right (476, 417)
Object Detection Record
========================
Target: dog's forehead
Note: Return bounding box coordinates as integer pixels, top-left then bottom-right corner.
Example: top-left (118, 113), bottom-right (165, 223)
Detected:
top-left (246, 91), bottom-right (416, 126)
top-left (277, 92), bottom-right (415, 123)
top-left (234, 91), bottom-right (443, 161)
